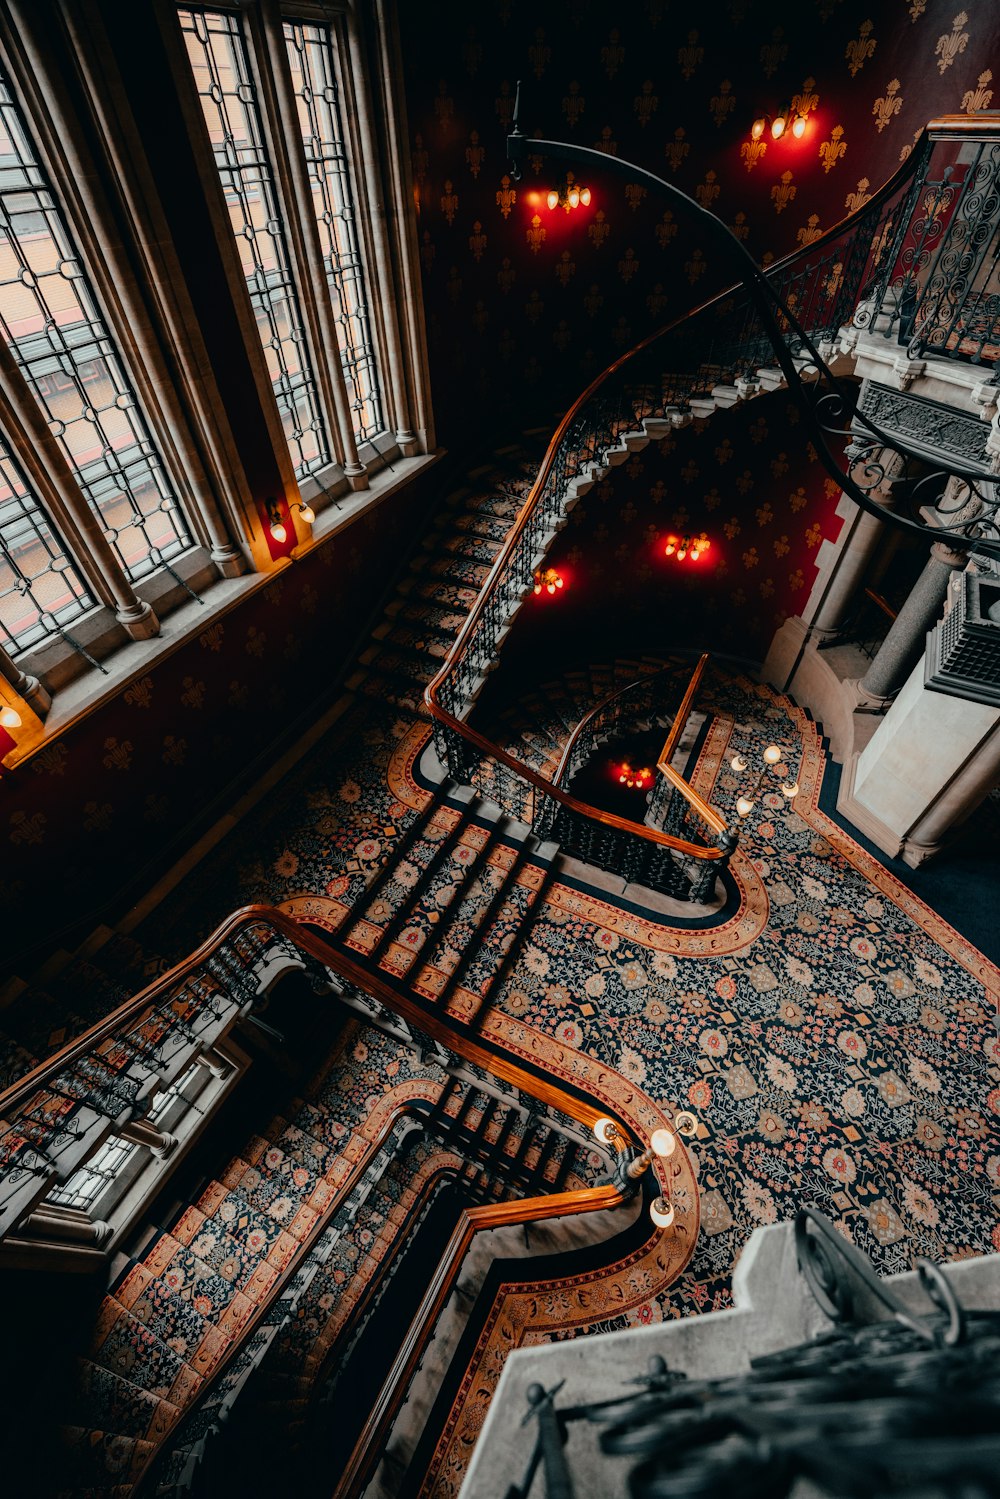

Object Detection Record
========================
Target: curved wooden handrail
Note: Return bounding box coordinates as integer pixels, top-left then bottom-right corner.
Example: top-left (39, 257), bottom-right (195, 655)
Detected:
top-left (335, 1178), bottom-right (630, 1499)
top-left (423, 123), bottom-right (946, 865)
top-left (657, 654), bottom-right (709, 770)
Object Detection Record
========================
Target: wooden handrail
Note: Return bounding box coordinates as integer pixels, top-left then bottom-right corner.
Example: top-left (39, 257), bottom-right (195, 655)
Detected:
top-left (657, 653), bottom-right (708, 768)
top-left (863, 586), bottom-right (897, 622)
top-left (654, 762), bottom-right (727, 838)
top-left (334, 1179), bottom-right (627, 1499)
top-left (423, 123), bottom-right (946, 866)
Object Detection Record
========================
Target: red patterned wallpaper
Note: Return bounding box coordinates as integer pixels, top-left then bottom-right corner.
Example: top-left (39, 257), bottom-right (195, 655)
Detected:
top-left (400, 0), bottom-right (1000, 438)
top-left (0, 483), bottom-right (430, 960)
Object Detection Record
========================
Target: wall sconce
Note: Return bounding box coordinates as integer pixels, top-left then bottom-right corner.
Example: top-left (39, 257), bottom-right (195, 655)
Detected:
top-left (295, 500), bottom-right (315, 526)
top-left (751, 108), bottom-right (807, 142)
top-left (533, 567), bottom-right (564, 595)
top-left (617, 761), bottom-right (653, 790)
top-left (264, 498), bottom-right (287, 543)
top-left (545, 172), bottom-right (592, 212)
top-left (0, 705), bottom-right (22, 730)
top-left (594, 1113), bottom-right (697, 1230)
top-left (731, 744), bottom-right (800, 819)
top-left (664, 533), bottom-right (710, 562)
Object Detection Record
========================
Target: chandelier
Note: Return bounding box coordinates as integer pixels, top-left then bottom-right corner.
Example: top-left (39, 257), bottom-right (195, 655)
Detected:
top-left (546, 172), bottom-right (591, 212)
top-left (730, 744), bottom-right (799, 818)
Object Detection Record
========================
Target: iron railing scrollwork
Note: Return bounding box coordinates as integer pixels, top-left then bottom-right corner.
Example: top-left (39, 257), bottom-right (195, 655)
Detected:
top-left (504, 1208), bottom-right (1000, 1499)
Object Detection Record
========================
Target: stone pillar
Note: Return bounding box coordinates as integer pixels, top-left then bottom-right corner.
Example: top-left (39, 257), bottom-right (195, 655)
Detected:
top-left (806, 446), bottom-right (904, 640)
top-left (25, 1202), bottom-right (113, 1246)
top-left (118, 1118), bottom-right (179, 1158)
top-left (858, 542), bottom-right (966, 702)
top-left (839, 655), bottom-right (1000, 866)
top-left (0, 646), bottom-right (50, 720)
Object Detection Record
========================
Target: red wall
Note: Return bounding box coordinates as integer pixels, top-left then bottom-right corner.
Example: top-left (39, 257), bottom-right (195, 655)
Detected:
top-left (400, 0), bottom-right (1000, 437)
top-left (0, 482), bottom-right (431, 963)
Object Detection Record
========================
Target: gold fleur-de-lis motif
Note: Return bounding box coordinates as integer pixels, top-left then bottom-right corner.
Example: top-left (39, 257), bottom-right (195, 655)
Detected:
top-left (805, 522), bottom-right (822, 548)
top-left (791, 76), bottom-right (819, 116)
top-left (818, 124), bottom-right (847, 173)
top-left (588, 209), bottom-right (610, 248)
top-left (736, 469), bottom-right (754, 494)
top-left (845, 20), bottom-right (877, 78)
top-left (634, 80), bottom-right (659, 127)
top-left (468, 221), bottom-right (487, 262)
top-left (665, 128), bottom-right (689, 173)
top-left (528, 27), bottom-right (551, 79)
top-left (495, 80), bottom-right (514, 129)
top-left (525, 289), bottom-right (544, 323)
top-left (462, 26), bottom-right (482, 76)
top-left (162, 734), bottom-right (187, 765)
top-left (935, 11), bottom-right (969, 74)
top-left (730, 211), bottom-right (749, 240)
top-left (797, 214), bottom-right (823, 246)
top-left (724, 516), bottom-right (742, 539)
top-left (562, 81), bottom-right (585, 127)
top-left (102, 736), bottom-right (133, 771)
top-left (825, 261), bottom-right (845, 299)
top-left (771, 170), bottom-right (797, 214)
top-left (789, 567), bottom-right (805, 591)
top-left (710, 80), bottom-right (736, 128)
top-left (180, 675), bottom-right (206, 710)
top-left (495, 174), bottom-right (517, 220)
top-left (595, 125), bottom-right (618, 155)
top-left (9, 809), bottom-right (46, 845)
top-left (715, 438), bottom-right (734, 465)
top-left (625, 182), bottom-right (647, 212)
top-left (740, 138), bottom-right (767, 173)
top-left (695, 170), bottom-right (720, 210)
top-left (32, 743), bottom-right (68, 777)
top-left (83, 801), bottom-right (114, 833)
top-left (749, 415), bottom-right (769, 444)
top-left (610, 315), bottom-right (632, 347)
top-left (908, 0), bottom-right (926, 15)
top-left (420, 231), bottom-right (435, 274)
top-left (677, 30), bottom-right (703, 81)
top-left (655, 209), bottom-right (677, 247)
top-left (497, 256), bottom-right (516, 294)
top-left (555, 249), bottom-right (576, 287)
top-left (124, 675), bottom-right (154, 709)
top-left (526, 214), bottom-right (546, 254)
top-left (681, 460), bottom-right (699, 484)
top-left (759, 26), bottom-right (787, 79)
top-left (433, 80), bottom-right (453, 135)
top-left (471, 300), bottom-right (489, 335)
top-left (552, 320), bottom-right (572, 353)
top-left (872, 78), bottom-right (903, 131)
top-left (646, 283), bottom-right (668, 319)
top-left (440, 180), bottom-right (458, 226)
top-left (618, 246), bottom-right (639, 283)
top-left (601, 28), bottom-right (625, 79)
top-left (742, 546), bottom-right (760, 569)
top-left (245, 625), bottom-right (266, 658)
top-left (685, 250), bottom-right (707, 285)
top-left (199, 622), bottom-right (224, 652)
top-left (961, 69), bottom-right (993, 113)
top-left (447, 266), bottom-right (462, 303)
top-left (411, 133), bottom-right (428, 186)
top-left (774, 534), bottom-right (791, 558)
top-left (844, 177), bottom-right (872, 212)
top-left (465, 130), bottom-right (485, 179)
top-left (583, 283), bottom-right (604, 317)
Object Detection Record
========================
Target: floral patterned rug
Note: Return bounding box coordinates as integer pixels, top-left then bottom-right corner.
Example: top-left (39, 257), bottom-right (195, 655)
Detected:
top-left (136, 644), bottom-right (1000, 1496)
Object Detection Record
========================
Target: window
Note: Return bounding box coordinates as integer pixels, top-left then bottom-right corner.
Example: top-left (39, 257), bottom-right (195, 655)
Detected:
top-left (284, 18), bottom-right (383, 445)
top-left (0, 73), bottom-right (194, 591)
top-left (0, 436), bottom-right (92, 655)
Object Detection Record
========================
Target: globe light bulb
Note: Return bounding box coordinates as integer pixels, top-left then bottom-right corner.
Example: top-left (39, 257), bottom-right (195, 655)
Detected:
top-left (269, 520), bottom-right (287, 543)
top-left (650, 1128), bottom-right (676, 1159)
top-left (0, 706), bottom-right (22, 730)
top-left (546, 189), bottom-right (559, 210)
top-left (664, 538), bottom-right (677, 556)
top-left (771, 113), bottom-right (786, 140)
top-left (730, 754), bottom-right (748, 773)
top-left (782, 780), bottom-right (800, 799)
top-left (763, 744), bottom-right (782, 765)
top-left (580, 186), bottom-right (592, 205)
top-left (751, 117), bottom-right (766, 141)
top-left (650, 1197), bottom-right (676, 1229)
top-left (299, 502), bottom-right (315, 525)
top-left (736, 795), bottom-right (755, 818)
top-left (593, 1117), bottom-right (620, 1146)
top-left (791, 113), bottom-right (806, 139)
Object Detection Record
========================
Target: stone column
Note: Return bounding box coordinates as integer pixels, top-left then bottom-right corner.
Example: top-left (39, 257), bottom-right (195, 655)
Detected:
top-left (0, 645), bottom-right (50, 720)
top-left (858, 541), bottom-right (966, 702)
top-left (25, 1202), bottom-right (113, 1246)
top-left (805, 446), bottom-right (904, 640)
top-left (118, 1118), bottom-right (178, 1158)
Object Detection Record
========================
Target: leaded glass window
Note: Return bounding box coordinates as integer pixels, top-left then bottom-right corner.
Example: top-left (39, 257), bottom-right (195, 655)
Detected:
top-left (284, 19), bottom-right (384, 445)
top-left (0, 434), bottom-right (92, 656)
top-left (178, 7), bottom-right (330, 480)
top-left (0, 72), bottom-right (193, 587)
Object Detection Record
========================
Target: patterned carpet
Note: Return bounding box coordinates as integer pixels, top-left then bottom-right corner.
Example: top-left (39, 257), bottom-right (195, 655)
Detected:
top-left (128, 476), bottom-right (1000, 1492)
